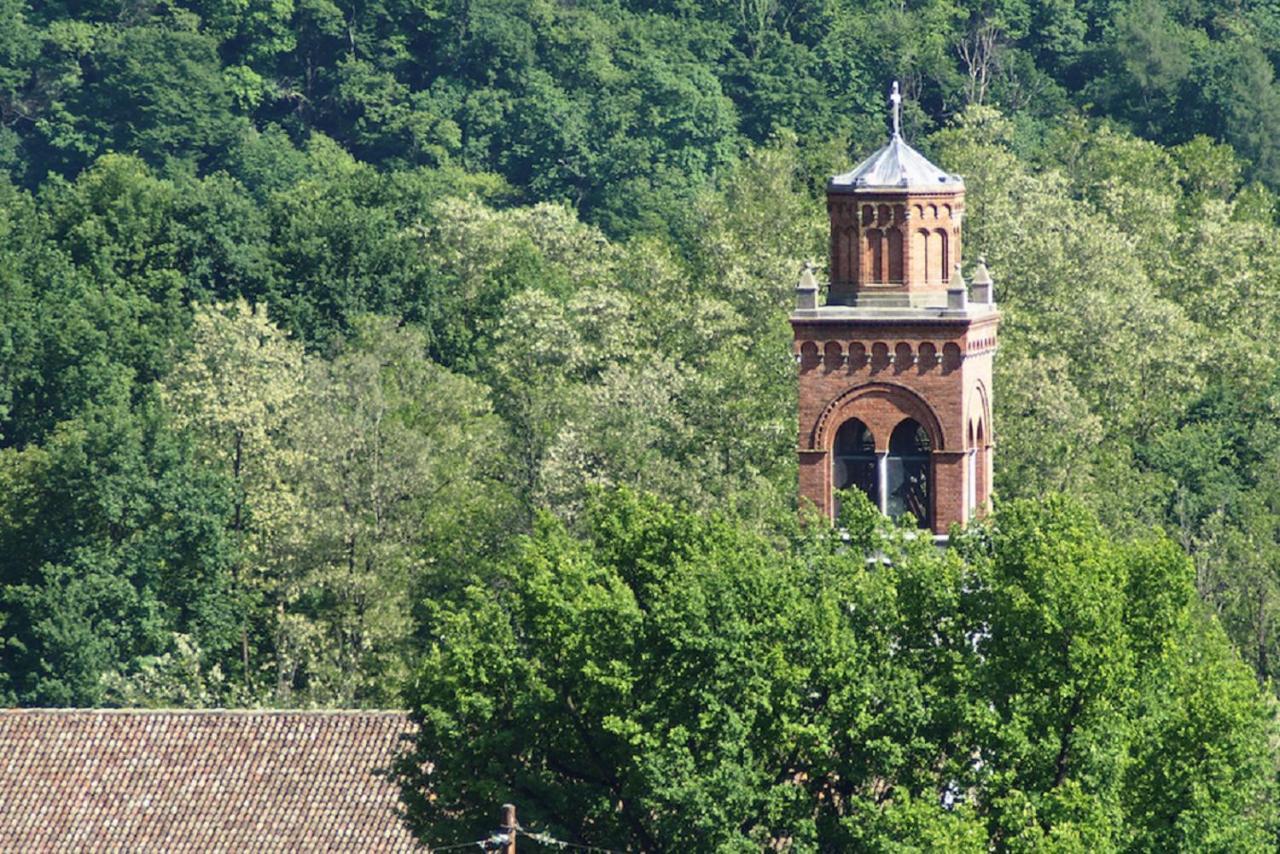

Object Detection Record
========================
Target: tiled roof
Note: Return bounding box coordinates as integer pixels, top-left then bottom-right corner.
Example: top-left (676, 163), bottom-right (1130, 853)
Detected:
top-left (0, 708), bottom-right (419, 852)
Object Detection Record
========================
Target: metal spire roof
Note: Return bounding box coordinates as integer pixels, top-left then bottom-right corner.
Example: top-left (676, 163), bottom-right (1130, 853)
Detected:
top-left (829, 82), bottom-right (963, 193)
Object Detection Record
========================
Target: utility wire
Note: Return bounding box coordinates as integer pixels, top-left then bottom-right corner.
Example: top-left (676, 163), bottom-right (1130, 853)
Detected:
top-left (426, 835), bottom-right (508, 852)
top-left (426, 814), bottom-right (625, 852)
top-left (518, 827), bottom-right (625, 853)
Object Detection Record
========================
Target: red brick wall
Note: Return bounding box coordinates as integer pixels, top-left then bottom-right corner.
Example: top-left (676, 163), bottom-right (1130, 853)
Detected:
top-left (827, 189), bottom-right (965, 303)
top-left (792, 314), bottom-right (998, 533)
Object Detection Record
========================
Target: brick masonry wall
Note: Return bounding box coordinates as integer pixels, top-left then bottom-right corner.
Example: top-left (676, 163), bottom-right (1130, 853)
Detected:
top-left (827, 189), bottom-right (965, 302)
top-left (792, 314), bottom-right (997, 533)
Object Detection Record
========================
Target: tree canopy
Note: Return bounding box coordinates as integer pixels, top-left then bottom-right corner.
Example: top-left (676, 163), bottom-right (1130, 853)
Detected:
top-left (397, 489), bottom-right (1277, 851)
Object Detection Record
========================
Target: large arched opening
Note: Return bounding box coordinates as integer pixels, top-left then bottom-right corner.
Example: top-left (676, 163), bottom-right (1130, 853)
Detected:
top-left (831, 416), bottom-right (933, 530)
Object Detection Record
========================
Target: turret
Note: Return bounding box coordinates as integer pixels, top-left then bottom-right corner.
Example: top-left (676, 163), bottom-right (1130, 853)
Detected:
top-left (825, 82), bottom-right (965, 306)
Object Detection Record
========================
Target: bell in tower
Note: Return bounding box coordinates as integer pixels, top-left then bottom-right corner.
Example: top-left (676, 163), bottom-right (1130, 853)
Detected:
top-left (792, 83), bottom-right (999, 536)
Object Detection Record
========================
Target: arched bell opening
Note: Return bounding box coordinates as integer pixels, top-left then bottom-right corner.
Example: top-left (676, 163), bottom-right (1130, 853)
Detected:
top-left (936, 229), bottom-right (950, 283)
top-left (865, 229), bottom-right (884, 282)
top-left (887, 229), bottom-right (904, 283)
top-left (966, 420), bottom-right (977, 520)
top-left (833, 418), bottom-right (877, 519)
top-left (888, 419), bottom-right (932, 529)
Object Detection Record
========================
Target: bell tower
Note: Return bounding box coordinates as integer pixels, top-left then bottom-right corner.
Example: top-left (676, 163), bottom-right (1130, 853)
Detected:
top-left (792, 83), bottom-right (998, 535)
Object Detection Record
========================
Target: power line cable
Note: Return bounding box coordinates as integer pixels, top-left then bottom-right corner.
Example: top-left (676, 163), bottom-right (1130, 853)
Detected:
top-left (517, 827), bottom-right (625, 853)
top-left (426, 835), bottom-right (509, 852)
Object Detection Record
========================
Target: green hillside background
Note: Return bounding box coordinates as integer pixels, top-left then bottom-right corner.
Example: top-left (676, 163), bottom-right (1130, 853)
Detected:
top-left (5, 0), bottom-right (1280, 846)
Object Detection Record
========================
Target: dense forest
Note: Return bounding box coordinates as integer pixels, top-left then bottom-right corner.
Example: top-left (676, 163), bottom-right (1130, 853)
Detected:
top-left (5, 0), bottom-right (1280, 846)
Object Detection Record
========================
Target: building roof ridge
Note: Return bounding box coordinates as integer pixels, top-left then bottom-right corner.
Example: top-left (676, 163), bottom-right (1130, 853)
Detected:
top-left (1, 706), bottom-right (409, 715)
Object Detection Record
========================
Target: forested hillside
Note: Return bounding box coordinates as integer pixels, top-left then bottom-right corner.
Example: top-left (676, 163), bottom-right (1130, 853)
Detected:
top-left (9, 0), bottom-right (1280, 221)
top-left (7, 0), bottom-right (1280, 844)
top-left (6, 0), bottom-right (1280, 822)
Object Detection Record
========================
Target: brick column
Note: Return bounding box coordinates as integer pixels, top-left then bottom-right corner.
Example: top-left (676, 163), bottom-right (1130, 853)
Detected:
top-left (931, 451), bottom-right (968, 534)
top-left (798, 449), bottom-right (830, 518)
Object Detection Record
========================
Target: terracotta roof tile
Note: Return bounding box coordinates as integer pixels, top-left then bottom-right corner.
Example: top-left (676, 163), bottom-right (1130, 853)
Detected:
top-left (0, 709), bottom-right (420, 852)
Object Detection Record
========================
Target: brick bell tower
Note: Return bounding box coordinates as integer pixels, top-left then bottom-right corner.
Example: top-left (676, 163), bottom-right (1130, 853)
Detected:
top-left (792, 83), bottom-right (998, 535)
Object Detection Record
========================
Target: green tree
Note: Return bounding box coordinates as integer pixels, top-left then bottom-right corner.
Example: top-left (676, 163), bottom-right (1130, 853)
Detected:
top-left (0, 177), bottom-right (39, 439)
top-left (0, 397), bottom-right (239, 706)
top-left (283, 316), bottom-right (510, 705)
top-left (162, 299), bottom-right (306, 698)
top-left (4, 155), bottom-right (190, 445)
top-left (398, 490), bottom-right (1277, 850)
top-left (31, 23), bottom-right (244, 178)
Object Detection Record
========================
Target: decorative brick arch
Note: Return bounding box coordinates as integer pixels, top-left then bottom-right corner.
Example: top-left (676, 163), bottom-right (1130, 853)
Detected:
top-left (811, 382), bottom-right (947, 453)
top-left (968, 378), bottom-right (991, 446)
top-left (969, 378), bottom-right (993, 513)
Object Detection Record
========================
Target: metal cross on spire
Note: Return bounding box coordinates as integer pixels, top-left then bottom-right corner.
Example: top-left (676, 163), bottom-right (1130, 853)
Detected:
top-left (890, 81), bottom-right (902, 137)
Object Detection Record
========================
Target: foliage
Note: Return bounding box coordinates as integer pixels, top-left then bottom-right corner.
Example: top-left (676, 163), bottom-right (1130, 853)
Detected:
top-left (162, 298), bottom-right (307, 699)
top-left (931, 109), bottom-right (1280, 684)
top-left (0, 397), bottom-right (239, 705)
top-left (9, 0), bottom-right (1280, 217)
top-left (398, 490), bottom-right (1278, 851)
top-left (1, 6), bottom-right (1280, 838)
top-left (285, 316), bottom-right (510, 705)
